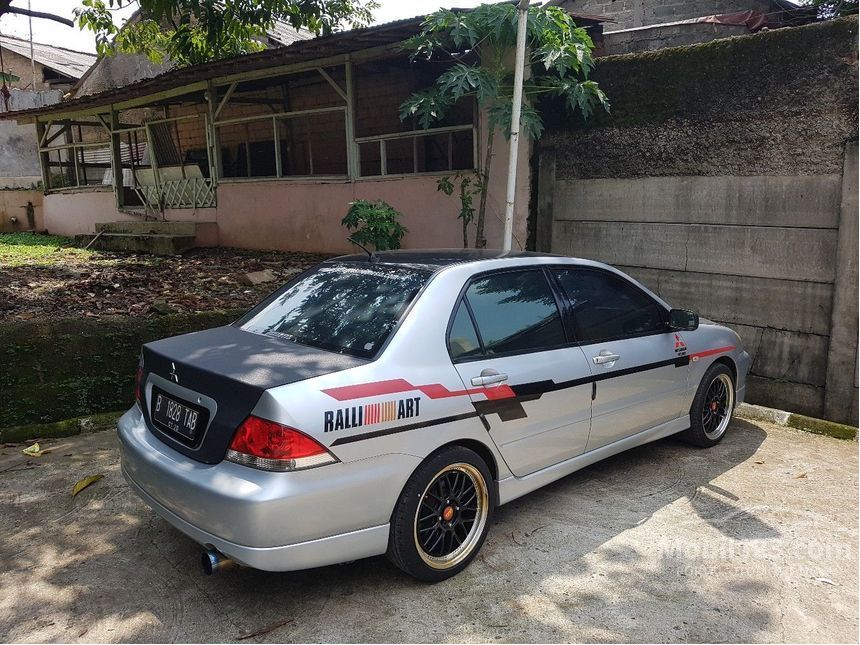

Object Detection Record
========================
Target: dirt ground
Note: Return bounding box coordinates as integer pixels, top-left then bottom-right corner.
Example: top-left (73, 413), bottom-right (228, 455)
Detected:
top-left (0, 419), bottom-right (856, 643)
top-left (0, 233), bottom-right (329, 323)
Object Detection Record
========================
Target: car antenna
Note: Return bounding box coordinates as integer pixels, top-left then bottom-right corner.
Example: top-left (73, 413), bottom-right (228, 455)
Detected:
top-left (348, 237), bottom-right (377, 262)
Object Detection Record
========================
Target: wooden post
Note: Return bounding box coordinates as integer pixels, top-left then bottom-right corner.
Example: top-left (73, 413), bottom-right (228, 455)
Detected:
top-left (205, 80), bottom-right (222, 183)
top-left (35, 121), bottom-right (50, 191)
top-left (110, 107), bottom-right (124, 208)
top-left (273, 115), bottom-right (283, 178)
top-left (344, 58), bottom-right (360, 180)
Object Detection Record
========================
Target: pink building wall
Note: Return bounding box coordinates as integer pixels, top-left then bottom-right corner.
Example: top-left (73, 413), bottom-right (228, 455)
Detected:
top-left (0, 190), bottom-right (45, 232)
top-left (42, 130), bottom-right (531, 253)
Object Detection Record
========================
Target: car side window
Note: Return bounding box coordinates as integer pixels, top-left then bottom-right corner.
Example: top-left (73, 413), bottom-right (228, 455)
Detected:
top-left (464, 270), bottom-right (566, 356)
top-left (448, 300), bottom-right (483, 360)
top-left (553, 268), bottom-right (666, 343)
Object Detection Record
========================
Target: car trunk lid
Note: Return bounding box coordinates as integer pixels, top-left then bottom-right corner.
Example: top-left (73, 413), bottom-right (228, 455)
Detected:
top-left (141, 325), bottom-right (366, 463)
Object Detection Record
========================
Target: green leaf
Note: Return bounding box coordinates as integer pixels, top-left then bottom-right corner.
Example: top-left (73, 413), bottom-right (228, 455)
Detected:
top-left (342, 200), bottom-right (407, 251)
top-left (437, 177), bottom-right (454, 195)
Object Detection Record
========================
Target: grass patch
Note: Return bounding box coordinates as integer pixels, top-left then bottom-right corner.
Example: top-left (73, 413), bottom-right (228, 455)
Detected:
top-left (0, 232), bottom-right (93, 267)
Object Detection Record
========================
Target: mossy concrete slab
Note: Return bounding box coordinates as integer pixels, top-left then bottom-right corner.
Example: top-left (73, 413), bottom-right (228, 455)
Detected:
top-left (0, 309), bottom-right (244, 430)
top-left (74, 233), bottom-right (197, 255)
top-left (0, 410), bottom-right (123, 443)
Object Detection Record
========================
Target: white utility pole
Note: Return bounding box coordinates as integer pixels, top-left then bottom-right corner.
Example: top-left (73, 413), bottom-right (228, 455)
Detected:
top-left (27, 0), bottom-right (36, 89)
top-left (502, 0), bottom-right (530, 252)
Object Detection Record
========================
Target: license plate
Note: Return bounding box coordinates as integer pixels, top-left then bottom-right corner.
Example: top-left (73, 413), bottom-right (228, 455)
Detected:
top-left (151, 387), bottom-right (207, 442)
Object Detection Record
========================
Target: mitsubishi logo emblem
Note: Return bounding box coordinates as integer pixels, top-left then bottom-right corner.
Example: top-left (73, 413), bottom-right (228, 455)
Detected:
top-left (169, 362), bottom-right (179, 383)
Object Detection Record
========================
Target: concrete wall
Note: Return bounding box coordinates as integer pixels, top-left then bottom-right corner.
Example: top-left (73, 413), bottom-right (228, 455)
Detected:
top-left (0, 89), bottom-right (63, 188)
top-left (535, 18), bottom-right (859, 424)
top-left (73, 52), bottom-right (172, 97)
top-left (602, 22), bottom-right (749, 55)
top-left (556, 0), bottom-right (778, 30)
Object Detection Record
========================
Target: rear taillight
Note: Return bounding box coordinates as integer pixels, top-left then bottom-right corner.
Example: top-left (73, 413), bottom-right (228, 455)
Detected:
top-left (226, 416), bottom-right (337, 472)
top-left (134, 365), bottom-right (144, 406)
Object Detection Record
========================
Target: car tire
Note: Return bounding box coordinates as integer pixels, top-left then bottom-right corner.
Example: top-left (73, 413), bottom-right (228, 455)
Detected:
top-left (680, 363), bottom-right (736, 448)
top-left (387, 445), bottom-right (495, 582)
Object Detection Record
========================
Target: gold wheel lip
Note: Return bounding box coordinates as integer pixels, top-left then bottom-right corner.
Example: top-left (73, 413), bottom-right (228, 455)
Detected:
top-left (413, 462), bottom-right (489, 570)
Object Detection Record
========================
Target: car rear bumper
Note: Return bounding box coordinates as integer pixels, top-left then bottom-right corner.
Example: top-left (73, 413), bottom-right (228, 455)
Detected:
top-left (122, 465), bottom-right (389, 570)
top-left (118, 406), bottom-right (420, 571)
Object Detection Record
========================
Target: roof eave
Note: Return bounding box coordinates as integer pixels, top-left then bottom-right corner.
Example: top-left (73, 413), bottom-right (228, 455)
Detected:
top-left (0, 16), bottom-right (425, 123)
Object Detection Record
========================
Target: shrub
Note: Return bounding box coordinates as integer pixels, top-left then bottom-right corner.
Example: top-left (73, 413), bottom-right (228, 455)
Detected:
top-left (342, 200), bottom-right (407, 251)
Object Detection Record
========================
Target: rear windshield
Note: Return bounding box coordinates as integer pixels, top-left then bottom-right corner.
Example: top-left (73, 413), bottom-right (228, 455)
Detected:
top-left (239, 263), bottom-right (431, 359)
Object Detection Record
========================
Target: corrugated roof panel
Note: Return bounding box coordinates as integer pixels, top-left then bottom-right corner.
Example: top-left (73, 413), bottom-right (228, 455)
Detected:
top-left (0, 35), bottom-right (96, 79)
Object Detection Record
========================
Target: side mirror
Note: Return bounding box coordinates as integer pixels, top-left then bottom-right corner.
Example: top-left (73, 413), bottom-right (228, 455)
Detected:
top-left (669, 308), bottom-right (699, 331)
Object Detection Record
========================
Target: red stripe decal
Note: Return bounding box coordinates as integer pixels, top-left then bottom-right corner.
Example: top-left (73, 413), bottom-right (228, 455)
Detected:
top-left (322, 379), bottom-right (516, 402)
top-left (689, 345), bottom-right (736, 360)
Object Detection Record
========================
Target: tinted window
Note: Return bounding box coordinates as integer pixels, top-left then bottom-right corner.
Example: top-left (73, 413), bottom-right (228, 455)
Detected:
top-left (554, 269), bottom-right (665, 343)
top-left (448, 301), bottom-right (483, 360)
top-left (465, 271), bottom-right (565, 355)
top-left (240, 263), bottom-right (429, 358)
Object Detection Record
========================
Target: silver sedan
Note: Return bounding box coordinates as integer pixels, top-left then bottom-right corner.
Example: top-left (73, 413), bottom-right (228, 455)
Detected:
top-left (119, 250), bottom-right (751, 581)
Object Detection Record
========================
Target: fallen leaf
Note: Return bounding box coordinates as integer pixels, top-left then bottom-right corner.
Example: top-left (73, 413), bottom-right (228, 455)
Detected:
top-left (22, 443), bottom-right (50, 457)
top-left (815, 577), bottom-right (837, 586)
top-left (72, 474), bottom-right (104, 497)
top-left (795, 472), bottom-right (807, 479)
top-left (237, 618), bottom-right (293, 640)
top-left (754, 460), bottom-right (764, 464)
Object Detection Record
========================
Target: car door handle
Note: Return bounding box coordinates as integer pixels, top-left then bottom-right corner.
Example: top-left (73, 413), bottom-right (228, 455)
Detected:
top-left (593, 351), bottom-right (620, 365)
top-left (471, 371), bottom-right (509, 386)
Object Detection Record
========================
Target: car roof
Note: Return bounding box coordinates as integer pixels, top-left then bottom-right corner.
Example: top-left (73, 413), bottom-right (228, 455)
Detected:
top-left (328, 249), bottom-right (566, 271)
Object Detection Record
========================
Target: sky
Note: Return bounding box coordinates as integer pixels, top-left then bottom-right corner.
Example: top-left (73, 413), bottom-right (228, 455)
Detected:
top-left (0, 0), bottom-right (487, 53)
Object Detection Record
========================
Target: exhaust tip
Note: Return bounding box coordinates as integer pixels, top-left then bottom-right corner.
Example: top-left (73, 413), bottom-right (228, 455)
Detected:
top-left (201, 547), bottom-right (234, 575)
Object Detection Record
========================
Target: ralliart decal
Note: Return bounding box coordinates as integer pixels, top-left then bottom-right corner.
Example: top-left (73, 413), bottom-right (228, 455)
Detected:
top-left (324, 396), bottom-right (421, 433)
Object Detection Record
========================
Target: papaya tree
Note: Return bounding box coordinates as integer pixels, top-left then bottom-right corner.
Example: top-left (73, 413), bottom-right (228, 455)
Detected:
top-left (400, 3), bottom-right (609, 248)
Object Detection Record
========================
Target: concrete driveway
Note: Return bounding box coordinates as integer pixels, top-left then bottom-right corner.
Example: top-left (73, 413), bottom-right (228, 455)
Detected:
top-left (0, 419), bottom-right (856, 643)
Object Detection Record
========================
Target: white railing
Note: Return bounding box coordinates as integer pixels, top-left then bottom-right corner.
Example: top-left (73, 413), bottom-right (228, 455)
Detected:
top-left (139, 177), bottom-right (217, 209)
top-left (354, 124), bottom-right (477, 177)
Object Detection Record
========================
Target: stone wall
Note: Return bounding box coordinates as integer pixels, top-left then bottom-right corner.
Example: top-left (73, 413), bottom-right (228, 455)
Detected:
top-left (535, 17), bottom-right (859, 424)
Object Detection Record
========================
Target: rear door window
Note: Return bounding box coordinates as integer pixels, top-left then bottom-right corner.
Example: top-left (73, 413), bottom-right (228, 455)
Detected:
top-left (553, 268), bottom-right (666, 343)
top-left (462, 270), bottom-right (566, 356)
top-left (448, 300), bottom-right (483, 360)
top-left (240, 263), bottom-right (430, 358)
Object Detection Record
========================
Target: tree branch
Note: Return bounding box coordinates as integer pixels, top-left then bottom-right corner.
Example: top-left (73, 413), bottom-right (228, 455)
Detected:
top-left (2, 5), bottom-right (74, 27)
